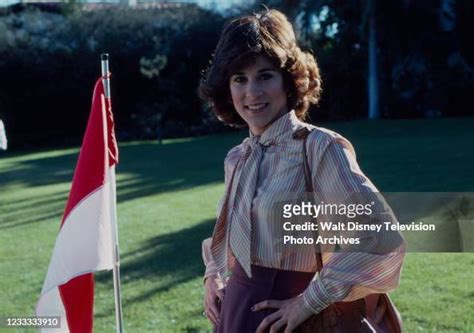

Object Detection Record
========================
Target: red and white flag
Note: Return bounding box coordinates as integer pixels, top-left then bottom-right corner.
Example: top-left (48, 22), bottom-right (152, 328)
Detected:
top-left (36, 78), bottom-right (119, 332)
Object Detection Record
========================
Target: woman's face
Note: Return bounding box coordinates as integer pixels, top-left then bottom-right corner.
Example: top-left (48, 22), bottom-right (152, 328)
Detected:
top-left (229, 55), bottom-right (288, 135)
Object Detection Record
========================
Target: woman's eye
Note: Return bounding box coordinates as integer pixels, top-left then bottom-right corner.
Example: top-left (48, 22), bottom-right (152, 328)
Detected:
top-left (259, 73), bottom-right (273, 80)
top-left (233, 76), bottom-right (246, 83)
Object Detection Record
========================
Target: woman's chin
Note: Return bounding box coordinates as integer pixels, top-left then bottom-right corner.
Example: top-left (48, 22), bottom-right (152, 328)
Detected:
top-left (248, 119), bottom-right (273, 135)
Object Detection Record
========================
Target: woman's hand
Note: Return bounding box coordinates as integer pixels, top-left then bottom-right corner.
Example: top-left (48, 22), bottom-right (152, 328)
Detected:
top-left (253, 295), bottom-right (314, 333)
top-left (203, 274), bottom-right (224, 326)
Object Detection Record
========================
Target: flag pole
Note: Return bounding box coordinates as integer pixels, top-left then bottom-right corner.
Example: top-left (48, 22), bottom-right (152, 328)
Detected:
top-left (101, 53), bottom-right (124, 333)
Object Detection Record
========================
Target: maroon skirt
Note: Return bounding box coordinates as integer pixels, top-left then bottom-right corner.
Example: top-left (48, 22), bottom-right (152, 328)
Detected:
top-left (215, 262), bottom-right (314, 333)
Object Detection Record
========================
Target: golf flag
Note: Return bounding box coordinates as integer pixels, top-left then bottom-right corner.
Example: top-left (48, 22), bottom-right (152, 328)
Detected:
top-left (36, 77), bottom-right (119, 332)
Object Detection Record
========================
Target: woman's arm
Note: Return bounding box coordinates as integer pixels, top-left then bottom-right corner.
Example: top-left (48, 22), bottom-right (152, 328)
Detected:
top-left (201, 142), bottom-right (244, 281)
top-left (202, 237), bottom-right (224, 326)
top-left (202, 237), bottom-right (218, 282)
top-left (301, 134), bottom-right (406, 314)
top-left (254, 132), bottom-right (406, 332)
top-left (202, 145), bottom-right (239, 325)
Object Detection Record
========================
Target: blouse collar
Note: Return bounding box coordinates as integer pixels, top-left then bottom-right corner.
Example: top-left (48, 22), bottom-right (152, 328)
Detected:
top-left (249, 110), bottom-right (302, 147)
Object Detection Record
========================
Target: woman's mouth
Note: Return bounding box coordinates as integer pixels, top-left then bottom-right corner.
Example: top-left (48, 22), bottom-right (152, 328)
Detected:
top-left (245, 103), bottom-right (269, 112)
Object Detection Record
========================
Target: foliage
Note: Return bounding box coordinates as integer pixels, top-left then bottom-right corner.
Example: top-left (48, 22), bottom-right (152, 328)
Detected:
top-left (251, 0), bottom-right (474, 120)
top-left (291, 0), bottom-right (474, 120)
top-left (1, 1), bottom-right (474, 148)
top-left (0, 5), bottom-right (225, 147)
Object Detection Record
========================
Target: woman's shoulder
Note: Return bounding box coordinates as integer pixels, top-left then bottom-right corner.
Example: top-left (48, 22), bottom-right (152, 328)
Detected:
top-left (224, 137), bottom-right (249, 169)
top-left (304, 125), bottom-right (355, 158)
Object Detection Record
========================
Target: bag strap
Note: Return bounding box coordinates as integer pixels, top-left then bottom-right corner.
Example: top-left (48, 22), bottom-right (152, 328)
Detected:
top-left (292, 127), bottom-right (324, 273)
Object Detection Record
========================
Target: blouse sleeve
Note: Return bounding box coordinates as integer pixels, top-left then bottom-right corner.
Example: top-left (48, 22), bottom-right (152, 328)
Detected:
top-left (202, 237), bottom-right (218, 281)
top-left (301, 133), bottom-right (406, 314)
top-left (202, 144), bottom-right (244, 282)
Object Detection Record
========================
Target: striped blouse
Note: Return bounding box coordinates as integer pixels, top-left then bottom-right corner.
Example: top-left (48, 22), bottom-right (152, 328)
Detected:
top-left (202, 110), bottom-right (406, 314)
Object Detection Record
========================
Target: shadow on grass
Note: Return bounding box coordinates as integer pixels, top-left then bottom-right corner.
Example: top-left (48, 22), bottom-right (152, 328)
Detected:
top-left (0, 133), bottom-right (244, 229)
top-left (0, 134), bottom-right (242, 190)
top-left (0, 191), bottom-right (67, 229)
top-left (0, 211), bottom-right (63, 230)
top-left (95, 218), bottom-right (214, 317)
top-left (0, 190), bottom-right (69, 209)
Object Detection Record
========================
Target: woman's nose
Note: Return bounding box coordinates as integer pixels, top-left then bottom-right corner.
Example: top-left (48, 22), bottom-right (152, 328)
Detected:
top-left (246, 80), bottom-right (263, 98)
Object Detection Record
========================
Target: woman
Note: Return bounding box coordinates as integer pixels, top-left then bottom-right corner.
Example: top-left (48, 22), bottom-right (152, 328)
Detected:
top-left (199, 9), bottom-right (405, 333)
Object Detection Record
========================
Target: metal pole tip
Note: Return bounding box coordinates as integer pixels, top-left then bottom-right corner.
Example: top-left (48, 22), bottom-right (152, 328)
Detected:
top-left (101, 54), bottom-right (109, 61)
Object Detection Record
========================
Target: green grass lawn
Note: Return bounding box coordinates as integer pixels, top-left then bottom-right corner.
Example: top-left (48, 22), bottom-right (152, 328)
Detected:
top-left (1, 118), bottom-right (473, 332)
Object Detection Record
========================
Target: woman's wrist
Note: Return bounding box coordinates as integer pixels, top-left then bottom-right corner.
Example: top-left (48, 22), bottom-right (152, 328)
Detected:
top-left (302, 276), bottom-right (332, 314)
top-left (203, 272), bottom-right (217, 285)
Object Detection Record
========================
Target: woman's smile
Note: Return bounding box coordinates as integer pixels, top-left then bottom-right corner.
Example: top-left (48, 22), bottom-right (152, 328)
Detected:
top-left (245, 102), bottom-right (269, 112)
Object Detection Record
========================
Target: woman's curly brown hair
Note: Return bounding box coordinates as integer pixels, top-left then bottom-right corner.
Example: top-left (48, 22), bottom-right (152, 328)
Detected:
top-left (198, 8), bottom-right (322, 127)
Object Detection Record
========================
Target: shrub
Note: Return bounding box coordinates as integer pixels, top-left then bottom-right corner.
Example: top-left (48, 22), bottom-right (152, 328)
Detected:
top-left (0, 5), bottom-right (225, 147)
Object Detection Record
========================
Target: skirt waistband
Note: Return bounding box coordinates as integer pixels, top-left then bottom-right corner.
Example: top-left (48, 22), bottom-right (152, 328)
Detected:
top-left (230, 261), bottom-right (315, 292)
